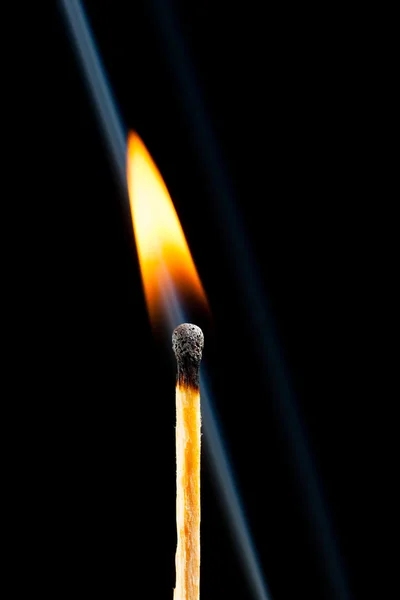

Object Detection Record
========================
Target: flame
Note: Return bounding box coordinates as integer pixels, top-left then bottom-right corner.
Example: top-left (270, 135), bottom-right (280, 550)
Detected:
top-left (127, 131), bottom-right (208, 326)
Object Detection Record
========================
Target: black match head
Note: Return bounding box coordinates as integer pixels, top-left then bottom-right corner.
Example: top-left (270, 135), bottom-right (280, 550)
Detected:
top-left (172, 323), bottom-right (204, 364)
top-left (172, 324), bottom-right (204, 388)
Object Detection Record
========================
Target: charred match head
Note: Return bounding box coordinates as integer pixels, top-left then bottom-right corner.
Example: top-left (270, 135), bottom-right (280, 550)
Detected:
top-left (172, 323), bottom-right (204, 389)
top-left (172, 323), bottom-right (204, 363)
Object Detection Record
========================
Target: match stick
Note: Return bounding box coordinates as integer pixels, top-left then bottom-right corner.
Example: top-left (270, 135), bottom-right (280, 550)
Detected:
top-left (172, 323), bottom-right (204, 600)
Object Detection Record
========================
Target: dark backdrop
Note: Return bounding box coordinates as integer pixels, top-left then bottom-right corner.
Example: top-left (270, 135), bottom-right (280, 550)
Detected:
top-left (14, 2), bottom-right (380, 598)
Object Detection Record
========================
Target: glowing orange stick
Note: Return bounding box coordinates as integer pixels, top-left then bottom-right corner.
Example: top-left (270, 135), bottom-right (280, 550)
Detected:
top-left (172, 323), bottom-right (204, 600)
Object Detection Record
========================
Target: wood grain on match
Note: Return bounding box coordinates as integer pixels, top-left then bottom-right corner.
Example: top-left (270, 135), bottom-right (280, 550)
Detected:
top-left (172, 323), bottom-right (204, 600)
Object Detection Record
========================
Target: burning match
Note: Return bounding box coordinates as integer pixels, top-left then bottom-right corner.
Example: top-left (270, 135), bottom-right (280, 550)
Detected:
top-left (173, 323), bottom-right (204, 600)
top-left (126, 131), bottom-right (206, 598)
top-left (124, 130), bottom-right (269, 599)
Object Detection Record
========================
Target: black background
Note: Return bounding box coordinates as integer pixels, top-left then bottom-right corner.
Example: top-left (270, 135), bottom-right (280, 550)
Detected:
top-left (12, 1), bottom-right (384, 598)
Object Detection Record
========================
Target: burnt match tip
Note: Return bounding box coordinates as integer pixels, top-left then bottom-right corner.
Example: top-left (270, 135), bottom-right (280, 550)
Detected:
top-left (172, 323), bottom-right (204, 365)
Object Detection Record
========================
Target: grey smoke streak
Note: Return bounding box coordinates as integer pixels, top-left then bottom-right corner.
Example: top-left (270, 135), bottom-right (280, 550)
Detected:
top-left (59, 2), bottom-right (272, 599)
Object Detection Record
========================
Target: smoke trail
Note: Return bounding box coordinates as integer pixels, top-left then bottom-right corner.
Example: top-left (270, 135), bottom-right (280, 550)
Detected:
top-left (59, 2), bottom-right (272, 598)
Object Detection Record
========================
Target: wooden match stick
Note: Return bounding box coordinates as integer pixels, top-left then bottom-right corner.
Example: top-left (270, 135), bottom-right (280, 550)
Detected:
top-left (172, 323), bottom-right (204, 600)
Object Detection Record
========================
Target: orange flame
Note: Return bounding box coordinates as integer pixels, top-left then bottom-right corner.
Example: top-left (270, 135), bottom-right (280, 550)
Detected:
top-left (127, 131), bottom-right (208, 326)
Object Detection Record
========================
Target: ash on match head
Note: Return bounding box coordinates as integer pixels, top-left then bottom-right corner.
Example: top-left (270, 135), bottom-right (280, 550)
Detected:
top-left (172, 323), bottom-right (204, 389)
